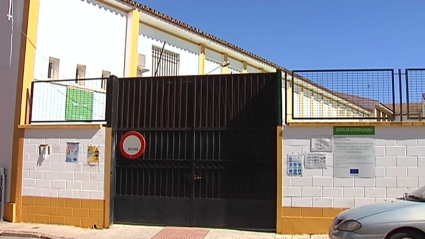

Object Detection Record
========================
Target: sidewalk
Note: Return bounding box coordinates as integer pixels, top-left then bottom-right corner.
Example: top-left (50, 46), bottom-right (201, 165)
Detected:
top-left (0, 222), bottom-right (328, 239)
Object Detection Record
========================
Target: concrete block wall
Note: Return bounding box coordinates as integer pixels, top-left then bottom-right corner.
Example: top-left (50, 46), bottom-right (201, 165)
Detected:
top-left (22, 128), bottom-right (105, 200)
top-left (21, 127), bottom-right (107, 228)
top-left (282, 126), bottom-right (425, 209)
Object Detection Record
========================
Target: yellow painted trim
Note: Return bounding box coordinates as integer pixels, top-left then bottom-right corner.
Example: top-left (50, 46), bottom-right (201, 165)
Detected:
top-left (260, 68), bottom-right (267, 73)
top-left (222, 54), bottom-right (228, 74)
top-left (18, 124), bottom-right (103, 129)
top-left (103, 128), bottom-right (112, 228)
top-left (276, 127), bottom-right (283, 233)
top-left (199, 44), bottom-right (205, 75)
top-left (242, 61), bottom-right (248, 73)
top-left (288, 122), bottom-right (425, 127)
top-left (280, 207), bottom-right (347, 234)
top-left (125, 9), bottom-right (140, 77)
top-left (4, 203), bottom-right (16, 222)
top-left (21, 196), bottom-right (106, 228)
top-left (10, 0), bottom-right (40, 223)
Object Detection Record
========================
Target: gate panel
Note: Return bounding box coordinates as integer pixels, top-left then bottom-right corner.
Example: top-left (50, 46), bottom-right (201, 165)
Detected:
top-left (109, 72), bottom-right (281, 230)
top-left (114, 129), bottom-right (193, 225)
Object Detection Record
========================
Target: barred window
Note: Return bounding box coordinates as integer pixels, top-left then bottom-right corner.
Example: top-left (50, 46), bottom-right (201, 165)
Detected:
top-left (152, 46), bottom-right (180, 76)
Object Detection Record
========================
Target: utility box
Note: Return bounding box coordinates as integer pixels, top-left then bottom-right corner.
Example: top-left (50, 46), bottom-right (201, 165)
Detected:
top-left (0, 167), bottom-right (4, 221)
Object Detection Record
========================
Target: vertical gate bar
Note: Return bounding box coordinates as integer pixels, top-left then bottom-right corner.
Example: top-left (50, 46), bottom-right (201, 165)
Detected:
top-left (219, 76), bottom-right (222, 127)
top-left (212, 77), bottom-right (216, 127)
top-left (124, 167), bottom-right (128, 195)
top-left (171, 131), bottom-right (175, 196)
top-left (147, 169), bottom-right (151, 196)
top-left (173, 80), bottom-right (177, 128)
top-left (166, 78), bottom-right (171, 127)
top-left (398, 69), bottom-right (403, 121)
top-left (126, 81), bottom-right (130, 128)
top-left (405, 69), bottom-right (410, 119)
top-left (206, 76), bottom-right (209, 127)
top-left (130, 167), bottom-right (133, 195)
top-left (143, 79), bottom-right (147, 128)
top-left (284, 72), bottom-right (288, 125)
top-left (136, 167), bottom-right (139, 196)
top-left (119, 80), bottom-right (124, 127)
top-left (160, 78), bottom-right (165, 127)
top-left (131, 80), bottom-right (136, 127)
top-left (137, 78), bottom-right (142, 128)
top-left (155, 79), bottom-right (160, 127)
top-left (217, 131), bottom-right (221, 199)
top-left (149, 79), bottom-right (154, 127)
top-left (185, 78), bottom-right (189, 128)
top-left (391, 69), bottom-right (396, 121)
top-left (183, 132), bottom-right (187, 197)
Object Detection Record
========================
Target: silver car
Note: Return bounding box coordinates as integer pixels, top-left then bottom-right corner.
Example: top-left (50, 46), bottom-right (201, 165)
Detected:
top-left (329, 185), bottom-right (425, 239)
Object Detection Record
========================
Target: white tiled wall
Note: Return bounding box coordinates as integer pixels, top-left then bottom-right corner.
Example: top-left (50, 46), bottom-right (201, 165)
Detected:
top-left (22, 128), bottom-right (106, 200)
top-left (283, 126), bottom-right (425, 208)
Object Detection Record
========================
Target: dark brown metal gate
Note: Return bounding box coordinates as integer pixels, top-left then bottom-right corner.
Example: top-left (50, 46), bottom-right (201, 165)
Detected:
top-left (107, 72), bottom-right (281, 230)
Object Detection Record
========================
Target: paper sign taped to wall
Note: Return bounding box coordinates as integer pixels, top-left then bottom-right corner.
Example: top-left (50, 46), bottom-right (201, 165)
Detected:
top-left (305, 153), bottom-right (327, 169)
top-left (87, 145), bottom-right (100, 164)
top-left (66, 142), bottom-right (79, 163)
top-left (287, 154), bottom-right (303, 176)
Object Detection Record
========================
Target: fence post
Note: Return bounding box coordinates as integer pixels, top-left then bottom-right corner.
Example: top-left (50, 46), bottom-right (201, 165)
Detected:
top-left (398, 69), bottom-right (403, 121)
top-left (105, 76), bottom-right (118, 128)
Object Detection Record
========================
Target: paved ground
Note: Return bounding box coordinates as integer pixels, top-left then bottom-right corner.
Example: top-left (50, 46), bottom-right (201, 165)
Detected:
top-left (0, 222), bottom-right (328, 239)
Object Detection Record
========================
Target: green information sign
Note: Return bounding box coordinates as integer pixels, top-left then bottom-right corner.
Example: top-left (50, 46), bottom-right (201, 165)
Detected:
top-left (65, 88), bottom-right (93, 121)
top-left (333, 126), bottom-right (375, 135)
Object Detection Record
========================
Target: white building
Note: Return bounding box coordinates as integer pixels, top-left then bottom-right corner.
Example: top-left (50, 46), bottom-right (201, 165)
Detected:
top-left (1, 0), bottom-right (422, 235)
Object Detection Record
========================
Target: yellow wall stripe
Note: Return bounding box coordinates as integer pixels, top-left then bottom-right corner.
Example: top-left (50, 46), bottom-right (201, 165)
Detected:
top-left (199, 44), bottom-right (205, 75)
top-left (8, 0), bottom-right (41, 222)
top-left (242, 61), bottom-right (248, 73)
top-left (103, 128), bottom-right (112, 228)
top-left (222, 53), bottom-right (228, 74)
top-left (276, 127), bottom-right (283, 233)
top-left (125, 9), bottom-right (140, 77)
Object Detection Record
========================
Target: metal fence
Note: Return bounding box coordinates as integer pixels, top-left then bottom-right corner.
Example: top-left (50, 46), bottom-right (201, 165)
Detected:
top-left (29, 78), bottom-right (108, 123)
top-left (405, 69), bottom-right (425, 120)
top-left (288, 69), bottom-right (396, 121)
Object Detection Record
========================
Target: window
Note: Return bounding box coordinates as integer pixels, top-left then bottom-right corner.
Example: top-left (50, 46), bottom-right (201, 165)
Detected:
top-left (101, 70), bottom-right (110, 90)
top-left (152, 46), bottom-right (179, 76)
top-left (75, 64), bottom-right (86, 86)
top-left (47, 57), bottom-right (60, 79)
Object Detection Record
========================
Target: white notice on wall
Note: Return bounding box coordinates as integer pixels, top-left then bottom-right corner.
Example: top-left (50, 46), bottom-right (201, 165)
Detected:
top-left (333, 137), bottom-right (375, 178)
top-left (305, 153), bottom-right (327, 169)
top-left (311, 137), bottom-right (333, 152)
top-left (287, 154), bottom-right (303, 176)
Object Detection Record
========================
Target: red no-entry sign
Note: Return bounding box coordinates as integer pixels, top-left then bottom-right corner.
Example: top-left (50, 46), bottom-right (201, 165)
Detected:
top-left (119, 131), bottom-right (146, 159)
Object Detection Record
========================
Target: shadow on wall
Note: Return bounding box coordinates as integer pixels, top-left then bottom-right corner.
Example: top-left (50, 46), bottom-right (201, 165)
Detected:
top-left (24, 128), bottom-right (100, 139)
top-left (283, 126), bottom-right (425, 141)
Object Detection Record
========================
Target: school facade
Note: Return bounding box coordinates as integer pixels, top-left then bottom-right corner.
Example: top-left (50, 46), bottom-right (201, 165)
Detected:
top-left (1, 0), bottom-right (425, 235)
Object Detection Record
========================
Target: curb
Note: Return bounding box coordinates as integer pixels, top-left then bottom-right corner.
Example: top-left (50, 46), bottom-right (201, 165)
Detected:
top-left (0, 230), bottom-right (72, 239)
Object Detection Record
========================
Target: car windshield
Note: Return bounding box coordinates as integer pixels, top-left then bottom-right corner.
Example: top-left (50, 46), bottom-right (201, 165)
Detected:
top-left (402, 185), bottom-right (425, 202)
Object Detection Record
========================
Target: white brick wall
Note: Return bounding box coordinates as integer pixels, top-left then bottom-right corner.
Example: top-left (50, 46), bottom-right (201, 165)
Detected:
top-left (283, 126), bottom-right (425, 208)
top-left (22, 128), bottom-right (106, 200)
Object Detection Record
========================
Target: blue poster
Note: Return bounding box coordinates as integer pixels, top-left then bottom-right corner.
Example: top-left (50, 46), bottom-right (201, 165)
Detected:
top-left (287, 154), bottom-right (303, 176)
top-left (66, 142), bottom-right (79, 163)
